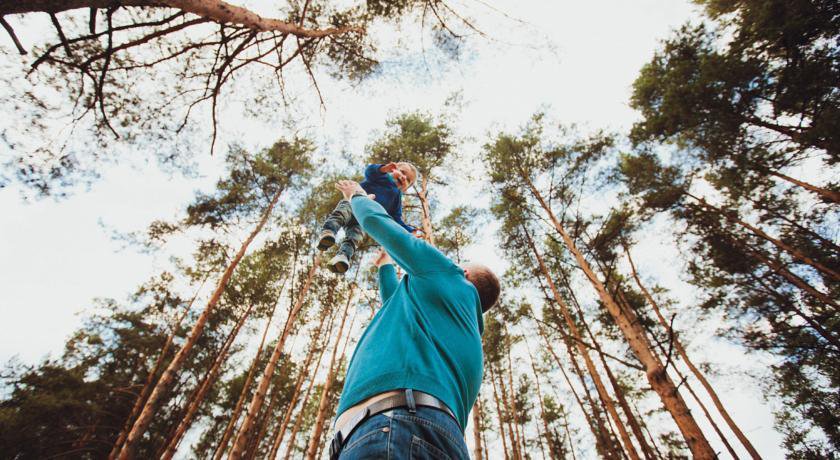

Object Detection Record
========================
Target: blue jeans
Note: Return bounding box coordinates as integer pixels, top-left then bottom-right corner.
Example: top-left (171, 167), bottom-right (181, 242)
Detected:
top-left (322, 200), bottom-right (365, 258)
top-left (337, 407), bottom-right (469, 460)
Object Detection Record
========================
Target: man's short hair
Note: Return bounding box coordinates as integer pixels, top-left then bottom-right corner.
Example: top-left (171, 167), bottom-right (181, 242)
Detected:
top-left (472, 266), bottom-right (500, 312)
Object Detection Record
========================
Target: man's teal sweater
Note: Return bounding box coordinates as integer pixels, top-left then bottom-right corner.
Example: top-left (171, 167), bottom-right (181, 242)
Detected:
top-left (334, 195), bottom-right (484, 431)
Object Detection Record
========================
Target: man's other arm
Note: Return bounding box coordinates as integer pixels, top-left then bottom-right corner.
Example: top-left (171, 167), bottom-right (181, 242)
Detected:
top-left (351, 196), bottom-right (455, 276)
top-left (378, 264), bottom-right (399, 302)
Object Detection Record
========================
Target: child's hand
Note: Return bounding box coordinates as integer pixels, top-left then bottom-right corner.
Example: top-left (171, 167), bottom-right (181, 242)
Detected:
top-left (380, 162), bottom-right (398, 173)
top-left (412, 229), bottom-right (424, 238)
top-left (372, 248), bottom-right (393, 267)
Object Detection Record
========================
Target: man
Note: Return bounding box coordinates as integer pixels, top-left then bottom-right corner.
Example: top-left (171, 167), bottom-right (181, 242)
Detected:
top-left (328, 180), bottom-right (501, 459)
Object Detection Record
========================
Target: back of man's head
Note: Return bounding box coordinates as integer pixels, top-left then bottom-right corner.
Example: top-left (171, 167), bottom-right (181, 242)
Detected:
top-left (464, 263), bottom-right (500, 313)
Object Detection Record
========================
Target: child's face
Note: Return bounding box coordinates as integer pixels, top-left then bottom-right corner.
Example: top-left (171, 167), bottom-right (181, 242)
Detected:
top-left (392, 163), bottom-right (416, 192)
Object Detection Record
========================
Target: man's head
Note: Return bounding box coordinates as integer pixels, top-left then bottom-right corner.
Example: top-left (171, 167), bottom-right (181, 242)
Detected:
top-left (392, 162), bottom-right (418, 192)
top-left (462, 263), bottom-right (501, 313)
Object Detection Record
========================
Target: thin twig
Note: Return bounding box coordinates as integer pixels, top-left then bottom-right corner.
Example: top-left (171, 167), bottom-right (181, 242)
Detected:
top-left (0, 16), bottom-right (26, 54)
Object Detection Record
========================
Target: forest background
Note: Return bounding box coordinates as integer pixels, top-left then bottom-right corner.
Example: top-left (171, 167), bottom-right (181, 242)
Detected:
top-left (0, 0), bottom-right (837, 459)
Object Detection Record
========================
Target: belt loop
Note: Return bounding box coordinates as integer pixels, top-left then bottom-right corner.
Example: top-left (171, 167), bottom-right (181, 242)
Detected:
top-left (405, 389), bottom-right (416, 414)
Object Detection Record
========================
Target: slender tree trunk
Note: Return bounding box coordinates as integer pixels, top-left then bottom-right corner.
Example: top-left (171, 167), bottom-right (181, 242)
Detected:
top-left (502, 328), bottom-right (527, 459)
top-left (212, 284), bottom-right (284, 460)
top-left (117, 187), bottom-right (285, 460)
top-left (108, 277), bottom-right (209, 460)
top-left (417, 175), bottom-right (435, 244)
top-left (562, 273), bottom-right (656, 460)
top-left (745, 243), bottom-right (839, 310)
top-left (161, 302), bottom-right (255, 459)
top-left (496, 366), bottom-right (521, 460)
top-left (305, 268), bottom-right (359, 460)
top-left (632, 402), bottom-right (663, 460)
top-left (626, 248), bottom-right (762, 460)
top-left (524, 337), bottom-right (559, 460)
top-left (522, 177), bottom-right (716, 459)
top-left (229, 254), bottom-right (319, 460)
top-left (532, 305), bottom-right (616, 459)
top-left (523, 228), bottom-right (639, 460)
top-left (687, 192), bottom-right (840, 282)
top-left (489, 365), bottom-right (512, 460)
top-left (767, 169), bottom-right (840, 204)
top-left (472, 399), bottom-right (484, 460)
top-left (267, 304), bottom-right (333, 460)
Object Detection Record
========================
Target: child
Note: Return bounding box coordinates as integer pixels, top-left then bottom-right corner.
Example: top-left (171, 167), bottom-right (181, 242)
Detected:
top-left (318, 162), bottom-right (419, 273)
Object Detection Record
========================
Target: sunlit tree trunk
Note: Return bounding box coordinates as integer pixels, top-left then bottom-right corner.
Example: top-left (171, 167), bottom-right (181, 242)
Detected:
top-left (229, 254), bottom-right (319, 460)
top-left (767, 169), bottom-right (840, 204)
top-left (522, 176), bottom-right (715, 458)
top-left (305, 269), bottom-right (359, 460)
top-left (117, 187), bottom-right (285, 460)
top-left (523, 228), bottom-right (639, 460)
top-left (472, 399), bottom-right (485, 460)
top-left (687, 192), bottom-right (839, 282)
top-left (108, 277), bottom-right (209, 460)
top-left (417, 175), bottom-right (435, 244)
top-left (161, 302), bottom-right (255, 459)
top-left (502, 328), bottom-right (527, 459)
top-left (524, 337), bottom-right (558, 460)
top-left (267, 304), bottom-right (333, 459)
top-left (212, 289), bottom-right (284, 460)
top-left (626, 248), bottom-right (762, 460)
top-left (489, 365), bottom-right (512, 460)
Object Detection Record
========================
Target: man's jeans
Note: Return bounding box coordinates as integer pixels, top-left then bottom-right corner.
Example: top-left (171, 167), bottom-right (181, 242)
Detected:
top-left (336, 406), bottom-right (469, 460)
top-left (323, 200), bottom-right (365, 259)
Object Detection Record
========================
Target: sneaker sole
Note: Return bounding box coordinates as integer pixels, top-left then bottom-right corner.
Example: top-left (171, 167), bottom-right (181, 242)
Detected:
top-left (317, 235), bottom-right (335, 251)
top-left (329, 260), bottom-right (349, 274)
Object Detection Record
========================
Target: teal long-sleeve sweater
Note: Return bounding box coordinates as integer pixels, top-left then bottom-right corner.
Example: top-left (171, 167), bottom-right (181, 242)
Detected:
top-left (334, 195), bottom-right (484, 431)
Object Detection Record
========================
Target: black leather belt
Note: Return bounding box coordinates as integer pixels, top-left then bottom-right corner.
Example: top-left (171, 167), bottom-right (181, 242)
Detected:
top-left (329, 389), bottom-right (456, 460)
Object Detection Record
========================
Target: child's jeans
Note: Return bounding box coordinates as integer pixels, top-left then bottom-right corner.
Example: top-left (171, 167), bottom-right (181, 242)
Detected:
top-left (323, 200), bottom-right (364, 259)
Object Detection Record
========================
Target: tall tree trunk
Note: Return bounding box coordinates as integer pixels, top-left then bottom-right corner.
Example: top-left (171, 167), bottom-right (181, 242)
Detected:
top-left (522, 228), bottom-right (640, 460)
top-left (524, 336), bottom-right (559, 460)
top-left (229, 254), bottom-right (320, 460)
top-left (502, 327), bottom-right (527, 459)
top-left (417, 175), bottom-right (435, 244)
top-left (212, 285), bottom-right (284, 460)
top-left (489, 365), bottom-right (512, 460)
top-left (767, 169), bottom-right (840, 204)
top-left (496, 365), bottom-right (521, 460)
top-left (305, 268), bottom-right (359, 460)
top-left (117, 187), bottom-right (285, 460)
top-left (472, 399), bottom-right (484, 460)
top-left (521, 177), bottom-right (716, 459)
top-left (161, 302), bottom-right (255, 459)
top-left (687, 192), bottom-right (840, 282)
top-left (626, 248), bottom-right (762, 460)
top-left (532, 304), bottom-right (617, 460)
top-left (267, 304), bottom-right (334, 459)
top-left (632, 401), bottom-right (664, 460)
top-left (108, 276), bottom-right (209, 460)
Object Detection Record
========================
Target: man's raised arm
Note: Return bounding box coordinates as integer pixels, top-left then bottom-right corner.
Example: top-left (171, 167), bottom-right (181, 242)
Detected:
top-left (334, 180), bottom-right (455, 277)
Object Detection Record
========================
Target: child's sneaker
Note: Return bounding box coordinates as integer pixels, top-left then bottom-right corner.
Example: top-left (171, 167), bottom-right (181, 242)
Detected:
top-left (328, 253), bottom-right (350, 273)
top-left (317, 229), bottom-right (336, 251)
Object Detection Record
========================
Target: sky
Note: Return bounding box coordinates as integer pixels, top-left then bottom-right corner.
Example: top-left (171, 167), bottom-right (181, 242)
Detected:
top-left (0, 1), bottom-right (788, 458)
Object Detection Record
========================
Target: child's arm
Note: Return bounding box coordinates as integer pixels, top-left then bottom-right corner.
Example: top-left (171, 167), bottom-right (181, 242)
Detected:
top-left (351, 195), bottom-right (456, 277)
top-left (364, 164), bottom-right (385, 181)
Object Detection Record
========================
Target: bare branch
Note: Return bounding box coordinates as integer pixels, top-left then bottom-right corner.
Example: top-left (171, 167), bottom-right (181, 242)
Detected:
top-left (0, 16), bottom-right (27, 54)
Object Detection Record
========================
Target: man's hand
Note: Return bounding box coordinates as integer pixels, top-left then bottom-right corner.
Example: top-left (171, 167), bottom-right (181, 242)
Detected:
top-left (372, 248), bottom-right (393, 267)
top-left (336, 180), bottom-right (373, 201)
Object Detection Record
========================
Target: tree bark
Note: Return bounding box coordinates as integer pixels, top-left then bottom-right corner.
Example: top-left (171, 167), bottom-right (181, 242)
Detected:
top-left (211, 285), bottom-right (284, 460)
top-left (267, 304), bottom-right (334, 459)
top-left (472, 399), bottom-right (484, 460)
top-left (305, 268), bottom-right (359, 460)
top-left (117, 186), bottom-right (284, 460)
top-left (161, 302), bottom-right (254, 459)
top-left (521, 175), bottom-right (716, 458)
top-left (2, 0), bottom-right (361, 38)
top-left (687, 193), bottom-right (840, 282)
top-left (417, 175), bottom-right (435, 244)
top-left (522, 228), bottom-right (640, 460)
top-left (229, 254), bottom-right (319, 459)
top-left (626, 248), bottom-right (762, 459)
top-left (767, 170), bottom-right (840, 204)
top-left (107, 276), bottom-right (209, 460)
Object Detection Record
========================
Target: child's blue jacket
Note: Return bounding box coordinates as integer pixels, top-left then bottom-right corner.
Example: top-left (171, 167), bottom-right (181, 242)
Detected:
top-left (360, 164), bottom-right (415, 233)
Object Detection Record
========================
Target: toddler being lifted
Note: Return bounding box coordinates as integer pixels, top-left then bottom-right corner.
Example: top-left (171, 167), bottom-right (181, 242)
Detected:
top-left (318, 162), bottom-right (419, 273)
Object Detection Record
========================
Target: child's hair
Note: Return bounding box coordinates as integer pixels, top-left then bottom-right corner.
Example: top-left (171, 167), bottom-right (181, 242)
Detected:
top-left (397, 162), bottom-right (419, 187)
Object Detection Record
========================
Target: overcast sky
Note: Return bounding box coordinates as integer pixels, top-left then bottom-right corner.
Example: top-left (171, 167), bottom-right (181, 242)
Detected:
top-left (0, 1), bottom-right (787, 458)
